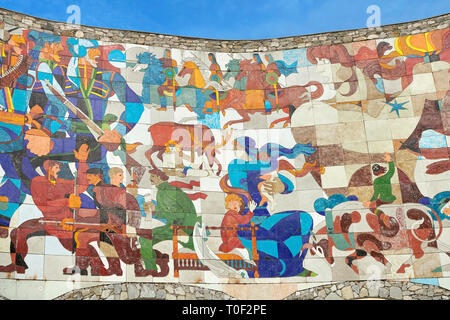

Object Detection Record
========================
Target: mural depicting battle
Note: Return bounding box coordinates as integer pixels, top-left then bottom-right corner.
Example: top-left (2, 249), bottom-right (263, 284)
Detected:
top-left (0, 17), bottom-right (449, 298)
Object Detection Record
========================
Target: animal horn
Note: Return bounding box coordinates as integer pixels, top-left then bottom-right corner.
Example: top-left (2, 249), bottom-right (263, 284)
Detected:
top-left (305, 81), bottom-right (324, 100)
top-left (300, 243), bottom-right (316, 255)
top-left (411, 207), bottom-right (443, 244)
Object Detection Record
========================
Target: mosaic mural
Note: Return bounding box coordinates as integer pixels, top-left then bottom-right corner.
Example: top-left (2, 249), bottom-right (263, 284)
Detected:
top-left (0, 19), bottom-right (449, 295)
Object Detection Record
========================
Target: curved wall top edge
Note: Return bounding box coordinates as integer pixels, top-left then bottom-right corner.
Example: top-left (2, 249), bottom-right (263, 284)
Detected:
top-left (0, 7), bottom-right (449, 52)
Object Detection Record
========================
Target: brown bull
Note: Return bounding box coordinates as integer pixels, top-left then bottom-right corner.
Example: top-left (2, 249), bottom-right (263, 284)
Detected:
top-left (146, 121), bottom-right (231, 175)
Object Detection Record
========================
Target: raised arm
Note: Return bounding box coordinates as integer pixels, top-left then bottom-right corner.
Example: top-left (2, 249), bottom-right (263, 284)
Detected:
top-left (73, 144), bottom-right (90, 194)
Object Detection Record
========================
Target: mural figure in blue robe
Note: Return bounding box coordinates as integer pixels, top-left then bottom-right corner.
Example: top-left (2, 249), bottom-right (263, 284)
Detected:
top-left (220, 136), bottom-right (320, 278)
top-left (28, 37), bottom-right (145, 183)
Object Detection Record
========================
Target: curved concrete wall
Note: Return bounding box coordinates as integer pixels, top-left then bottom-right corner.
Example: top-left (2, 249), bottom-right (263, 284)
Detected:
top-left (0, 7), bottom-right (449, 300)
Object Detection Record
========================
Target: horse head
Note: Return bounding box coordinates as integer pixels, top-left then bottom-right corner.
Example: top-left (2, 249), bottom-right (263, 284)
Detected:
top-left (179, 60), bottom-right (206, 88)
top-left (234, 59), bottom-right (254, 81)
top-left (223, 59), bottom-right (241, 81)
top-left (134, 52), bottom-right (164, 84)
top-left (136, 52), bottom-right (151, 64)
top-left (178, 60), bottom-right (195, 78)
top-left (132, 52), bottom-right (150, 72)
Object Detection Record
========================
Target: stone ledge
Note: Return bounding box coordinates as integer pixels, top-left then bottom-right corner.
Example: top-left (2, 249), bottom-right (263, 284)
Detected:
top-left (0, 7), bottom-right (449, 52)
top-left (49, 280), bottom-right (450, 300)
top-left (53, 283), bottom-right (235, 301)
top-left (285, 280), bottom-right (450, 300)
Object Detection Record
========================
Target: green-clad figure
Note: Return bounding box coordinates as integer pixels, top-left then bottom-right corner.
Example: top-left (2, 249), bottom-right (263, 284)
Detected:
top-left (139, 168), bottom-right (201, 270)
top-left (364, 152), bottom-right (396, 227)
top-left (368, 152), bottom-right (396, 206)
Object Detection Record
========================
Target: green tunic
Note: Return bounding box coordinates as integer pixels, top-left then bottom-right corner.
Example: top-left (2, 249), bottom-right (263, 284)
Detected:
top-left (370, 161), bottom-right (396, 203)
top-left (140, 182), bottom-right (201, 270)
